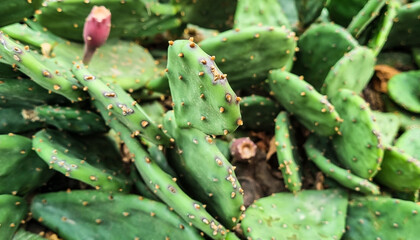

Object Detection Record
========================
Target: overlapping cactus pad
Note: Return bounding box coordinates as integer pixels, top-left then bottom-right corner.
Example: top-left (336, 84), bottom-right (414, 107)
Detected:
top-left (1, 0), bottom-right (420, 239)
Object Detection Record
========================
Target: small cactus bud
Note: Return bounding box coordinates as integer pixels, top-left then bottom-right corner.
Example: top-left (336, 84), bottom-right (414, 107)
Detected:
top-left (83, 6), bottom-right (111, 64)
top-left (230, 137), bottom-right (257, 161)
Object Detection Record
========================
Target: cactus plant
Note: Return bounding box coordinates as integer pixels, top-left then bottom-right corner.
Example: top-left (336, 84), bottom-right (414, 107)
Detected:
top-left (166, 39), bottom-right (242, 135)
top-left (32, 129), bottom-right (130, 192)
top-left (0, 195), bottom-right (28, 240)
top-left (395, 128), bottom-right (420, 160)
top-left (274, 111), bottom-right (302, 192)
top-left (35, 0), bottom-right (181, 41)
top-left (31, 190), bottom-right (203, 240)
top-left (388, 70), bottom-right (420, 113)
top-left (241, 189), bottom-right (349, 240)
top-left (240, 95), bottom-right (281, 131)
top-left (374, 146), bottom-right (420, 192)
top-left (331, 89), bottom-right (383, 179)
top-left (72, 63), bottom-right (172, 146)
top-left (304, 135), bottom-right (380, 195)
top-left (164, 111), bottom-right (244, 228)
top-left (233, 0), bottom-right (290, 29)
top-left (321, 46), bottom-right (376, 98)
top-left (200, 25), bottom-right (297, 89)
top-left (96, 104), bottom-right (232, 238)
top-left (53, 40), bottom-right (163, 91)
top-left (347, 0), bottom-right (386, 38)
top-left (344, 196), bottom-right (420, 239)
top-left (372, 111), bottom-right (400, 146)
top-left (292, 23), bottom-right (358, 90)
top-left (0, 33), bottom-right (85, 102)
top-left (0, 134), bottom-right (53, 195)
top-left (268, 69), bottom-right (341, 136)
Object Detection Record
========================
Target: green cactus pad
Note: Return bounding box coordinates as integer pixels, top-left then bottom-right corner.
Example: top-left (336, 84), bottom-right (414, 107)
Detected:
top-left (0, 33), bottom-right (85, 102)
top-left (72, 64), bottom-right (171, 146)
top-left (0, 134), bottom-right (53, 195)
top-left (366, 0), bottom-right (399, 56)
top-left (33, 129), bottom-right (130, 192)
top-left (268, 69), bottom-right (341, 136)
top-left (295, 0), bottom-right (327, 27)
top-left (163, 111), bottom-right (243, 228)
top-left (30, 105), bottom-right (107, 134)
top-left (96, 105), bottom-right (231, 239)
top-left (0, 1), bottom-right (37, 28)
top-left (0, 78), bottom-right (67, 108)
top-left (388, 71), bottom-right (420, 113)
top-left (0, 195), bottom-right (28, 240)
top-left (12, 228), bottom-right (45, 240)
top-left (233, 0), bottom-right (290, 29)
top-left (321, 46), bottom-right (375, 98)
top-left (327, 0), bottom-right (368, 26)
top-left (372, 111), bottom-right (400, 146)
top-left (166, 39), bottom-right (241, 136)
top-left (241, 189), bottom-right (348, 240)
top-left (304, 135), bottom-right (380, 195)
top-left (292, 23), bottom-right (359, 90)
top-left (331, 89), bottom-right (383, 179)
top-left (31, 191), bottom-right (203, 240)
top-left (374, 146), bottom-right (420, 192)
top-left (35, 0), bottom-right (181, 41)
top-left (274, 111), bottom-right (302, 192)
top-left (385, 1), bottom-right (420, 48)
top-left (343, 196), bottom-right (420, 239)
top-left (395, 128), bottom-right (420, 159)
top-left (53, 40), bottom-right (161, 91)
top-left (200, 25), bottom-right (297, 89)
top-left (0, 107), bottom-right (45, 134)
top-left (240, 95), bottom-right (281, 131)
top-left (1, 23), bottom-right (65, 49)
top-left (347, 0), bottom-right (386, 38)
top-left (173, 0), bottom-right (237, 30)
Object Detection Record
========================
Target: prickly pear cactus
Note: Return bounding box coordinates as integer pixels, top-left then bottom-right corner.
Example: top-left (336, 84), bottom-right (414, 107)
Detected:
top-left (233, 0), bottom-right (290, 29)
top-left (200, 25), bottom-right (297, 89)
top-left (304, 135), bottom-right (380, 195)
top-left (372, 111), bottom-right (400, 146)
top-left (0, 195), bottom-right (28, 239)
top-left (293, 23), bottom-right (358, 90)
top-left (35, 0), bottom-right (181, 41)
top-left (395, 128), bottom-right (420, 160)
top-left (0, 33), bottom-right (85, 102)
top-left (53, 40), bottom-right (162, 91)
top-left (31, 190), bottom-right (203, 240)
top-left (33, 129), bottom-right (130, 192)
top-left (321, 46), bottom-right (375, 98)
top-left (96, 106), bottom-right (231, 238)
top-left (274, 111), bottom-right (302, 192)
top-left (0, 134), bottom-right (53, 195)
top-left (344, 196), bottom-right (420, 240)
top-left (374, 146), bottom-right (420, 192)
top-left (163, 111), bottom-right (244, 228)
top-left (388, 70), bottom-right (420, 113)
top-left (166, 39), bottom-right (242, 136)
top-left (331, 89), bottom-right (383, 179)
top-left (241, 189), bottom-right (349, 240)
top-left (72, 64), bottom-right (172, 146)
top-left (268, 69), bottom-right (341, 136)
top-left (240, 95), bottom-right (281, 131)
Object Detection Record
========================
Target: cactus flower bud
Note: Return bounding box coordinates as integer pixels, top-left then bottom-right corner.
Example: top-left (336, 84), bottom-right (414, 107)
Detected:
top-left (230, 137), bottom-right (257, 161)
top-left (83, 6), bottom-right (111, 64)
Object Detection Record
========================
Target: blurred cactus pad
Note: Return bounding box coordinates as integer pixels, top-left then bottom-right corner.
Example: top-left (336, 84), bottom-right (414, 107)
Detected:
top-left (1, 0), bottom-right (420, 239)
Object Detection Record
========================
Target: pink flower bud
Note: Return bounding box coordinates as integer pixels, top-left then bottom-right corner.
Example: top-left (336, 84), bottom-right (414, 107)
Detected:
top-left (83, 6), bottom-right (111, 64)
top-left (230, 137), bottom-right (257, 161)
